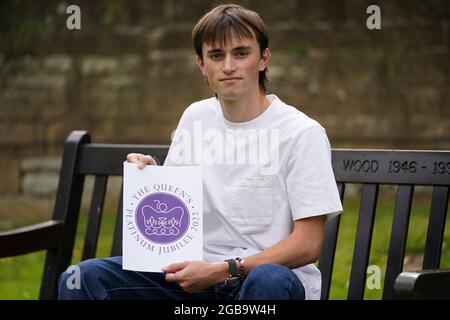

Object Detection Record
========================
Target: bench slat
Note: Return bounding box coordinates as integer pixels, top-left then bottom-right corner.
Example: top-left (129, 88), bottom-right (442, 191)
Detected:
top-left (111, 179), bottom-right (124, 257)
top-left (39, 130), bottom-right (90, 300)
top-left (423, 186), bottom-right (449, 269)
top-left (78, 144), bottom-right (169, 175)
top-left (0, 220), bottom-right (64, 258)
top-left (82, 175), bottom-right (108, 260)
top-left (347, 183), bottom-right (379, 299)
top-left (319, 183), bottom-right (345, 300)
top-left (332, 150), bottom-right (450, 185)
top-left (382, 184), bottom-right (414, 299)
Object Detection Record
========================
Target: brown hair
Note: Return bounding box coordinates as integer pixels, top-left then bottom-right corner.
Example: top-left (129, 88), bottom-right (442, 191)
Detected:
top-left (192, 4), bottom-right (269, 93)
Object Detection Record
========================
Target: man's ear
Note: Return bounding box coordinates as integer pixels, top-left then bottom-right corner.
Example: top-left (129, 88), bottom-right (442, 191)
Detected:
top-left (196, 55), bottom-right (206, 75)
top-left (259, 48), bottom-right (271, 71)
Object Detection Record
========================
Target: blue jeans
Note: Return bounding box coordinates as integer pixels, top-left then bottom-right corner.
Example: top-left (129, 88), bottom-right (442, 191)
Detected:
top-left (58, 256), bottom-right (305, 300)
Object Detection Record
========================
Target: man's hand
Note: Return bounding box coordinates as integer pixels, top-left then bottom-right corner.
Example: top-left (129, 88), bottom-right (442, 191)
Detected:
top-left (163, 261), bottom-right (229, 293)
top-left (126, 153), bottom-right (157, 169)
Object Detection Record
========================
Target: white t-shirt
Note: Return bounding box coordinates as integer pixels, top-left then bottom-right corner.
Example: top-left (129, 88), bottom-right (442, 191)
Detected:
top-left (164, 94), bottom-right (343, 300)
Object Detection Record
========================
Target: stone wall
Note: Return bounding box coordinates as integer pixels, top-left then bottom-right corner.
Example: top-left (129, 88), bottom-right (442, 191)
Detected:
top-left (0, 0), bottom-right (448, 220)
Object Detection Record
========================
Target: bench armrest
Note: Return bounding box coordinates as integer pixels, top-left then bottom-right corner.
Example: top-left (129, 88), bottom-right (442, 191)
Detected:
top-left (394, 269), bottom-right (450, 299)
top-left (0, 220), bottom-right (64, 258)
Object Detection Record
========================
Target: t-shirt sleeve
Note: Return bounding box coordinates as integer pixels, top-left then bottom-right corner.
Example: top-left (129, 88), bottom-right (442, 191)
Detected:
top-left (286, 125), bottom-right (343, 222)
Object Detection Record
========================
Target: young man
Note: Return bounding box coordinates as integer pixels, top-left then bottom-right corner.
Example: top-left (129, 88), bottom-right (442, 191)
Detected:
top-left (59, 4), bottom-right (342, 300)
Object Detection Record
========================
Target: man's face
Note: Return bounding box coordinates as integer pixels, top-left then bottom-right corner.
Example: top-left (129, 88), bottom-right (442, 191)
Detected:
top-left (196, 32), bottom-right (269, 100)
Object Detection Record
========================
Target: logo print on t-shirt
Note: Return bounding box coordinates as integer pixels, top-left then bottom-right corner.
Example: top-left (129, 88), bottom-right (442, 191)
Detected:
top-left (135, 193), bottom-right (189, 244)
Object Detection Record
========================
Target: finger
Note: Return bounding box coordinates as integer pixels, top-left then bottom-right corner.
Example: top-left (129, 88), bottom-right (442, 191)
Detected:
top-left (126, 153), bottom-right (141, 163)
top-left (165, 272), bottom-right (178, 283)
top-left (137, 160), bottom-right (146, 169)
top-left (143, 155), bottom-right (157, 166)
top-left (137, 154), bottom-right (147, 169)
top-left (162, 262), bottom-right (186, 273)
top-left (138, 155), bottom-right (156, 169)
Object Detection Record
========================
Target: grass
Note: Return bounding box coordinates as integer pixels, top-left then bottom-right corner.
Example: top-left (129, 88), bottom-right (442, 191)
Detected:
top-left (329, 189), bottom-right (450, 299)
top-left (0, 208), bottom-right (117, 300)
top-left (0, 192), bottom-right (449, 300)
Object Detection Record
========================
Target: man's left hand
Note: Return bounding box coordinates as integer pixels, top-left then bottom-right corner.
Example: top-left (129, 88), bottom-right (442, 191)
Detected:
top-left (163, 260), bottom-right (228, 293)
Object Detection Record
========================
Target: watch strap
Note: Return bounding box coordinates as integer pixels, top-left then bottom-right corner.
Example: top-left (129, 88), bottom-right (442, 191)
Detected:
top-left (226, 258), bottom-right (239, 277)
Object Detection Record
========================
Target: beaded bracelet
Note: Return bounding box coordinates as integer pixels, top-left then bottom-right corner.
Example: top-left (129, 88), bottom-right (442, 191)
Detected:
top-left (235, 257), bottom-right (246, 281)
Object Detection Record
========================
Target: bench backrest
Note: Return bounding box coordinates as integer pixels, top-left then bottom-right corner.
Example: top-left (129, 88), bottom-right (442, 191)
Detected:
top-left (40, 131), bottom-right (449, 299)
top-left (320, 149), bottom-right (449, 299)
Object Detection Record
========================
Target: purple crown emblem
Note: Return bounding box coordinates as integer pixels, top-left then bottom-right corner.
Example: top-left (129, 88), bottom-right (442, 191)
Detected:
top-left (142, 200), bottom-right (184, 236)
top-left (135, 192), bottom-right (189, 244)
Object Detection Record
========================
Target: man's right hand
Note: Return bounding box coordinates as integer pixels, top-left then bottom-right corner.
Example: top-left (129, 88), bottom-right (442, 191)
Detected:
top-left (126, 153), bottom-right (157, 169)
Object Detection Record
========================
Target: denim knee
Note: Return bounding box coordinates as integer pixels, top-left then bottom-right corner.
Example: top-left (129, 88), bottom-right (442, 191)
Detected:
top-left (238, 264), bottom-right (305, 300)
top-left (245, 264), bottom-right (294, 288)
top-left (58, 258), bottom-right (103, 300)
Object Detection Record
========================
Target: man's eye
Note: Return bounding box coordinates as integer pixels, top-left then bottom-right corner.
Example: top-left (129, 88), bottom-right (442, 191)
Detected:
top-left (210, 54), bottom-right (223, 60)
top-left (237, 51), bottom-right (249, 57)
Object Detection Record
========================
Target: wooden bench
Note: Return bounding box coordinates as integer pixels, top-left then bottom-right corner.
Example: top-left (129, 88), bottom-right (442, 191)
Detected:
top-left (1, 130), bottom-right (449, 300)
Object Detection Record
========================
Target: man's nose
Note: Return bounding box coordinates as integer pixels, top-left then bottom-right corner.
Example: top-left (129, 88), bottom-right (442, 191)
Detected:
top-left (222, 55), bottom-right (236, 73)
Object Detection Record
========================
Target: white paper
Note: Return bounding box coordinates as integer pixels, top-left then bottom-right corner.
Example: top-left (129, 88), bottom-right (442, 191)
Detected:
top-left (122, 163), bottom-right (203, 272)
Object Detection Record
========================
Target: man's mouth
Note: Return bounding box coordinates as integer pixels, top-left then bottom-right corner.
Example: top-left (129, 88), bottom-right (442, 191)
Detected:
top-left (219, 77), bottom-right (242, 82)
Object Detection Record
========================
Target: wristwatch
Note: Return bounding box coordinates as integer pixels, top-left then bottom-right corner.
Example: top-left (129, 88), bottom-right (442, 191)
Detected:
top-left (224, 259), bottom-right (241, 286)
